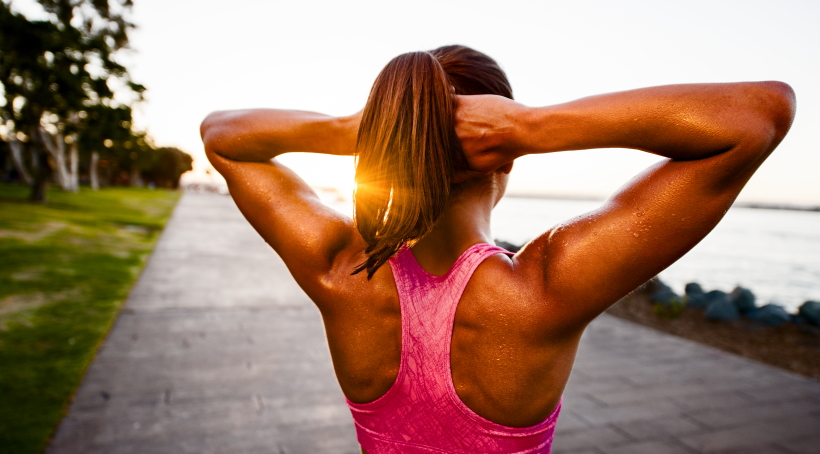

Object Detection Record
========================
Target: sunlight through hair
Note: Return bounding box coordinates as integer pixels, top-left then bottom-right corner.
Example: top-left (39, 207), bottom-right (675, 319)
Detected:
top-left (352, 46), bottom-right (513, 278)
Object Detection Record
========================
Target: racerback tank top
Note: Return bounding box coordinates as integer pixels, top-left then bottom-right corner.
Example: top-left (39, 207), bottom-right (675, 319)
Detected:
top-left (346, 243), bottom-right (561, 453)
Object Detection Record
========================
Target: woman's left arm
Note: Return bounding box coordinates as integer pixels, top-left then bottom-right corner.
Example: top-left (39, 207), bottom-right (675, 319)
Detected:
top-left (200, 109), bottom-right (362, 291)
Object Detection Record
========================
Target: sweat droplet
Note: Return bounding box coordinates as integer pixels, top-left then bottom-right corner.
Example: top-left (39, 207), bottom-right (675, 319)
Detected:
top-left (633, 233), bottom-right (640, 237)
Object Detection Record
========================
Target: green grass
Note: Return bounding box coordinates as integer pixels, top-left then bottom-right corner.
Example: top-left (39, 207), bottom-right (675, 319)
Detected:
top-left (0, 183), bottom-right (181, 454)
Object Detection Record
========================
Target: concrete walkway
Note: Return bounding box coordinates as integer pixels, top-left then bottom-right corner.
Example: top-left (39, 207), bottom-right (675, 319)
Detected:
top-left (48, 192), bottom-right (820, 454)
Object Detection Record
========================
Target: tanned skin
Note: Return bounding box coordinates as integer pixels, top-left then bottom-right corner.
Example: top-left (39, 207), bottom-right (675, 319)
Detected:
top-left (201, 82), bottom-right (795, 452)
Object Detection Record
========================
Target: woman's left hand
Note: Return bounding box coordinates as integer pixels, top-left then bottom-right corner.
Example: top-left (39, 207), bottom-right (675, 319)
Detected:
top-left (336, 109), bottom-right (363, 156)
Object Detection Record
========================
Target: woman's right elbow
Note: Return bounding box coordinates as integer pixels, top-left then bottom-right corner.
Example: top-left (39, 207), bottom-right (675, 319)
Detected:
top-left (200, 111), bottom-right (232, 157)
top-left (200, 111), bottom-right (227, 142)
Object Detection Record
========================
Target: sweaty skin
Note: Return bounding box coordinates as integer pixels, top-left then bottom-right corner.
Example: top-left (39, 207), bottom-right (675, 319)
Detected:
top-left (201, 82), bottom-right (795, 451)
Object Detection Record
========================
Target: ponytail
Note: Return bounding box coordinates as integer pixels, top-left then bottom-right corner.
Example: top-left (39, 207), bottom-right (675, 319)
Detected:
top-left (352, 46), bottom-right (512, 279)
top-left (353, 52), bottom-right (464, 278)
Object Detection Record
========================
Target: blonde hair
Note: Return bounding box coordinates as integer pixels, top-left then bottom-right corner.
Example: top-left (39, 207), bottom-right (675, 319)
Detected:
top-left (353, 45), bottom-right (513, 278)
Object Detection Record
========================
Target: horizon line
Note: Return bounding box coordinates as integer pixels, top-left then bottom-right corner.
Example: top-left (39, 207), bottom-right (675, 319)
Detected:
top-left (503, 191), bottom-right (820, 213)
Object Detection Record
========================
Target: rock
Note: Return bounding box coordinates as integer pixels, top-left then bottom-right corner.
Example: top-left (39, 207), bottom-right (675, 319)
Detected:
top-left (648, 281), bottom-right (684, 319)
top-left (650, 288), bottom-right (679, 304)
top-left (650, 289), bottom-right (685, 318)
top-left (705, 298), bottom-right (740, 321)
top-left (686, 293), bottom-right (709, 308)
top-left (748, 304), bottom-right (792, 326)
top-left (706, 290), bottom-right (728, 302)
top-left (798, 301), bottom-right (820, 326)
top-left (494, 240), bottom-right (521, 253)
top-left (689, 289), bottom-right (728, 308)
top-left (685, 282), bottom-right (704, 296)
top-left (729, 287), bottom-right (757, 315)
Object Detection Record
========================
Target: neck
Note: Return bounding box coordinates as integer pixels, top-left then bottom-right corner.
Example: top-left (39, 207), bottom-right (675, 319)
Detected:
top-left (410, 181), bottom-right (499, 275)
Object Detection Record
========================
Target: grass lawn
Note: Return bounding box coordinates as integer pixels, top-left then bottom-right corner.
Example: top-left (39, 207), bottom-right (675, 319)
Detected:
top-left (0, 183), bottom-right (181, 454)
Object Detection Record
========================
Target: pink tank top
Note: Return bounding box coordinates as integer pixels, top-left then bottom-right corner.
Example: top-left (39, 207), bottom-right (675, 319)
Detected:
top-left (346, 243), bottom-right (561, 453)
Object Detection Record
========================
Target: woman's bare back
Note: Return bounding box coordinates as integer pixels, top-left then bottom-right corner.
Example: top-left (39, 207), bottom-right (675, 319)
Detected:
top-left (321, 244), bottom-right (572, 428)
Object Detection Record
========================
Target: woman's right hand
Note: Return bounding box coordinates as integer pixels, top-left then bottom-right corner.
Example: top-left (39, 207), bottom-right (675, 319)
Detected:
top-left (453, 95), bottom-right (529, 182)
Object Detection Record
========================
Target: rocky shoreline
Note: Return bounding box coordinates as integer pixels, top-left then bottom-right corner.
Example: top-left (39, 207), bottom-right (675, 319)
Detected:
top-left (607, 280), bottom-right (820, 380)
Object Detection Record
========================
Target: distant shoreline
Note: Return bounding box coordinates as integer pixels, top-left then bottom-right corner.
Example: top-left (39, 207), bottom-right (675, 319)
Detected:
top-left (504, 192), bottom-right (820, 213)
top-left (731, 202), bottom-right (820, 212)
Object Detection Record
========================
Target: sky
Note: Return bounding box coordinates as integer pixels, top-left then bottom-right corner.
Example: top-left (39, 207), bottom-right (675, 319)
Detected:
top-left (41, 0), bottom-right (820, 203)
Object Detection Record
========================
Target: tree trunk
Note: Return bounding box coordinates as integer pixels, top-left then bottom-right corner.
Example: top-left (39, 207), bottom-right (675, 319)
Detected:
top-left (90, 151), bottom-right (100, 190)
top-left (30, 145), bottom-right (39, 172)
top-left (68, 142), bottom-right (79, 192)
top-left (29, 148), bottom-right (51, 203)
top-left (3, 147), bottom-right (11, 176)
top-left (8, 138), bottom-right (34, 185)
top-left (38, 127), bottom-right (71, 191)
top-left (129, 162), bottom-right (141, 187)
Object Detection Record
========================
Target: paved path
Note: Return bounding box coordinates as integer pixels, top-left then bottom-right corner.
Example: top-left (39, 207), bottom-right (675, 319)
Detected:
top-left (48, 192), bottom-right (820, 454)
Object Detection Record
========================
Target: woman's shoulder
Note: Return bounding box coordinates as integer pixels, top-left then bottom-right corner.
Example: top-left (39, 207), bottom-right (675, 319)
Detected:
top-left (306, 238), bottom-right (398, 313)
top-left (471, 234), bottom-right (598, 335)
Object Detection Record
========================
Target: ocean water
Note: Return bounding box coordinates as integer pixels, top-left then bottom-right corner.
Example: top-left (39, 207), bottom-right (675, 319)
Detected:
top-left (319, 191), bottom-right (820, 313)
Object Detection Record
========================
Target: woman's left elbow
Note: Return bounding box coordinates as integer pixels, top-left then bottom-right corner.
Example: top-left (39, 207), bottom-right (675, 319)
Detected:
top-left (757, 81), bottom-right (796, 137)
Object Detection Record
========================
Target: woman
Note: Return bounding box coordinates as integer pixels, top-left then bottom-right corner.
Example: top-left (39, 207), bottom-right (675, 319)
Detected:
top-left (200, 45), bottom-right (795, 453)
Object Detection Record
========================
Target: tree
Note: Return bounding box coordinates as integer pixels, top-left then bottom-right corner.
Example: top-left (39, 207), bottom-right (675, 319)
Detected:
top-left (0, 0), bottom-right (144, 201)
top-left (141, 147), bottom-right (193, 189)
top-left (72, 107), bottom-right (192, 189)
top-left (74, 103), bottom-right (134, 188)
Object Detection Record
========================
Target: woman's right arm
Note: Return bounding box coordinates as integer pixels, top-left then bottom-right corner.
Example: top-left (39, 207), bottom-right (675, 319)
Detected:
top-left (200, 109), bottom-right (362, 295)
top-left (456, 82), bottom-right (796, 329)
top-left (201, 109), bottom-right (360, 162)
